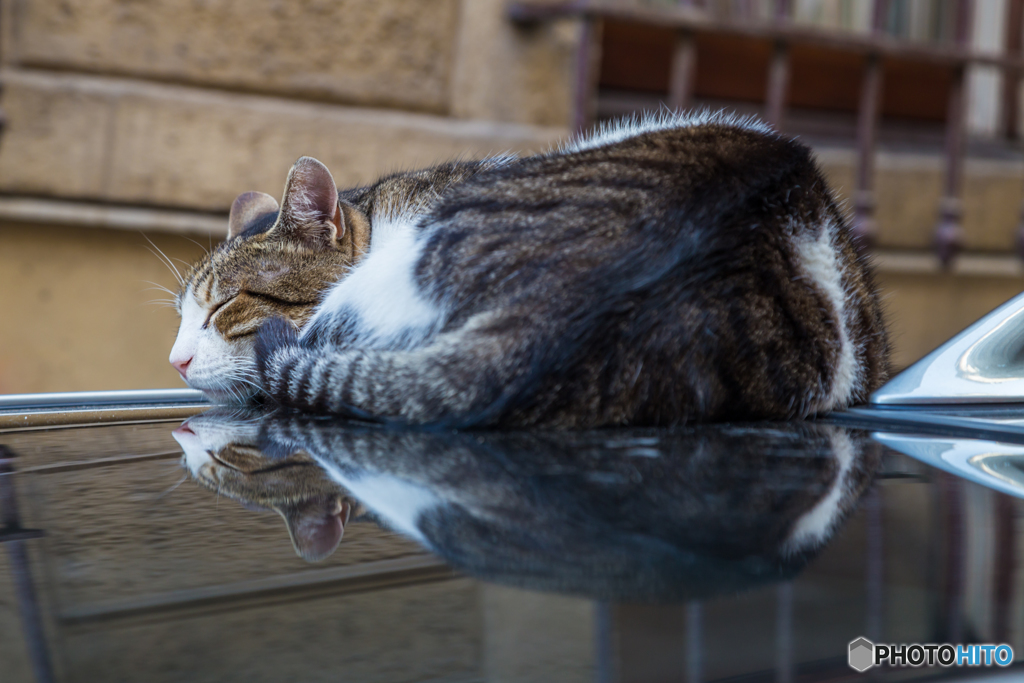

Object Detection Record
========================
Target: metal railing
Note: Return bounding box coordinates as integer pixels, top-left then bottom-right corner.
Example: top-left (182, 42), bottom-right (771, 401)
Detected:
top-left (509, 0), bottom-right (1024, 266)
top-left (0, 389), bottom-right (211, 431)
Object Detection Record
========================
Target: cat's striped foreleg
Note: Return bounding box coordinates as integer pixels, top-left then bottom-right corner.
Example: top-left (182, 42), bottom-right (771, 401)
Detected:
top-left (255, 317), bottom-right (517, 426)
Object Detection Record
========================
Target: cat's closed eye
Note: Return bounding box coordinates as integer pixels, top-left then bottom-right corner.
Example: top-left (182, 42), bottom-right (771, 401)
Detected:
top-left (203, 296), bottom-right (236, 329)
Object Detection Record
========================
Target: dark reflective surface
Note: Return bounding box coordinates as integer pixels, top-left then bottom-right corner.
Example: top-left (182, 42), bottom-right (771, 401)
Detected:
top-left (175, 410), bottom-right (882, 602)
top-left (2, 408), bottom-right (1024, 682)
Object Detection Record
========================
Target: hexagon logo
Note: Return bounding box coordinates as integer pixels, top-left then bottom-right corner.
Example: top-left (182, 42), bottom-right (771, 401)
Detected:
top-left (848, 637), bottom-right (875, 672)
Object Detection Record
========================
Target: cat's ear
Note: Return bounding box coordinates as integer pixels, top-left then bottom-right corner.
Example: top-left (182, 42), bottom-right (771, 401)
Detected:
top-left (275, 156), bottom-right (344, 249)
top-left (228, 191), bottom-right (280, 239)
top-left (279, 496), bottom-right (352, 562)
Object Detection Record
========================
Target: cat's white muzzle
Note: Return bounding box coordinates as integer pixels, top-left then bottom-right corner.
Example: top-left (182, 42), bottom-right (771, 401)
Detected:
top-left (171, 295), bottom-right (260, 403)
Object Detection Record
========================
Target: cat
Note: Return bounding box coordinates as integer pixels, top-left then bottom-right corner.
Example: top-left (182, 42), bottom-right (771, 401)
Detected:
top-left (178, 410), bottom-right (883, 600)
top-left (172, 111), bottom-right (890, 427)
top-left (170, 157), bottom-right (502, 402)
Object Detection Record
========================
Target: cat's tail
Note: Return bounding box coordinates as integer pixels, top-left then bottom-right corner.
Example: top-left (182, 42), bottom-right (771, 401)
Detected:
top-left (254, 316), bottom-right (530, 428)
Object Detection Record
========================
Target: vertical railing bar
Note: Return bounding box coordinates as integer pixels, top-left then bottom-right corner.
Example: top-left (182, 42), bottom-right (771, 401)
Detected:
top-left (573, 7), bottom-right (602, 134)
top-left (1001, 0), bottom-right (1024, 141)
top-left (685, 601), bottom-right (702, 683)
top-left (865, 486), bottom-right (884, 643)
top-left (933, 0), bottom-right (972, 267)
top-left (669, 29), bottom-right (697, 111)
top-left (775, 581), bottom-right (793, 683)
top-left (992, 494), bottom-right (1016, 644)
top-left (942, 472), bottom-right (965, 643)
top-left (852, 0), bottom-right (889, 252)
top-left (594, 601), bottom-right (615, 683)
top-left (765, 0), bottom-right (791, 129)
top-left (1, 447), bottom-right (56, 683)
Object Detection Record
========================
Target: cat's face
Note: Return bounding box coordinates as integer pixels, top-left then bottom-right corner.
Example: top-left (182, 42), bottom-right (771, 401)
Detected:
top-left (170, 157), bottom-right (369, 401)
top-left (173, 412), bottom-right (354, 562)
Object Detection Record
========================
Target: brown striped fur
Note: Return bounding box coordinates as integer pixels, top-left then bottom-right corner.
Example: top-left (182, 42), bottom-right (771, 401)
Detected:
top-left (174, 113), bottom-right (890, 427)
top-left (172, 157), bottom-right (495, 400)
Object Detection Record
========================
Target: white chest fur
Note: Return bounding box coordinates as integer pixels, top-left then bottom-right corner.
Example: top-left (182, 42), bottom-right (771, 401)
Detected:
top-left (302, 215), bottom-right (442, 348)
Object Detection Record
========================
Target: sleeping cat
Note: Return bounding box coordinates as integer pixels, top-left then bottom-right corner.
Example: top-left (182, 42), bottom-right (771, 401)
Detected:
top-left (171, 111), bottom-right (889, 427)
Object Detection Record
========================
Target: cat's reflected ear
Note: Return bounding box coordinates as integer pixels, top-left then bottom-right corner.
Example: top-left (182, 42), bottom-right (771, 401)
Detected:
top-left (279, 495), bottom-right (352, 562)
top-left (228, 191), bottom-right (280, 239)
top-left (275, 156), bottom-right (344, 250)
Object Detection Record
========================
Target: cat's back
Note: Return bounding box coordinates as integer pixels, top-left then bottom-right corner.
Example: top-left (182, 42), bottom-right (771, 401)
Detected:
top-left (417, 116), bottom-right (846, 306)
top-left (429, 117), bottom-right (818, 230)
top-left (413, 114), bottom-right (889, 425)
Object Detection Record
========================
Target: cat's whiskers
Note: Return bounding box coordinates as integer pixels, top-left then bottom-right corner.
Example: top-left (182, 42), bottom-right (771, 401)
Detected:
top-left (231, 377), bottom-right (267, 401)
top-left (227, 384), bottom-right (247, 403)
top-left (224, 366), bottom-right (266, 393)
top-left (171, 256), bottom-right (195, 271)
top-left (140, 278), bottom-right (186, 312)
top-left (154, 473), bottom-right (190, 500)
top-left (206, 368), bottom-right (267, 404)
top-left (142, 281), bottom-right (180, 298)
top-left (142, 236), bottom-right (185, 287)
top-left (178, 234), bottom-right (211, 258)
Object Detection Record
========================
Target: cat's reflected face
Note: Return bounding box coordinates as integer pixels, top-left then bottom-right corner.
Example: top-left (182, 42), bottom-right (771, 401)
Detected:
top-left (174, 414), bottom-right (353, 562)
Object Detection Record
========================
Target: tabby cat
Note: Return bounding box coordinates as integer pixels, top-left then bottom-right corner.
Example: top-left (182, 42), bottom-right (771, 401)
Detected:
top-left (171, 112), bottom-right (889, 428)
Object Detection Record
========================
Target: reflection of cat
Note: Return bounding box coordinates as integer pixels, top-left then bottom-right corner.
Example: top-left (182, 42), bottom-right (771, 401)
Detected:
top-left (172, 413), bottom-right (353, 562)
top-left (181, 410), bottom-right (883, 600)
top-left (173, 113), bottom-right (889, 427)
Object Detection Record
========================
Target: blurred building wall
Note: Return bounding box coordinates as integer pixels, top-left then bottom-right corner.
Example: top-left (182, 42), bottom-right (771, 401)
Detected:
top-left (0, 0), bottom-right (572, 393)
top-left (1, 0), bottom-right (1024, 393)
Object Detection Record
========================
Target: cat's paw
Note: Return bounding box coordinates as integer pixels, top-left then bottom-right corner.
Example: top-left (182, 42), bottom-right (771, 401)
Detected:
top-left (254, 317), bottom-right (302, 400)
top-left (255, 316), bottom-right (299, 357)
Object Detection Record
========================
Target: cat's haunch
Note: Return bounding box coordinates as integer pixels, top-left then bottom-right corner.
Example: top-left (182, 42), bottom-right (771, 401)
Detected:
top-left (170, 111), bottom-right (889, 428)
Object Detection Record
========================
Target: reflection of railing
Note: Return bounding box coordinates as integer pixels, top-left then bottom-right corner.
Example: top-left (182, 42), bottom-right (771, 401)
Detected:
top-left (509, 0), bottom-right (1024, 266)
top-left (594, 467), bottom-right (1018, 681)
top-left (0, 446), bottom-right (54, 683)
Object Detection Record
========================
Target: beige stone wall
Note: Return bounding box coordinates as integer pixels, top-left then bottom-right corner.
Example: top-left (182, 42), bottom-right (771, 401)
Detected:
top-left (10, 0), bottom-right (462, 113)
top-left (1, 0), bottom-right (1023, 394)
top-left (0, 222), bottom-right (208, 393)
top-left (0, 71), bottom-right (564, 212)
top-left (451, 0), bottom-right (579, 126)
top-left (0, 0), bottom-right (573, 394)
top-left (6, 0), bottom-right (578, 126)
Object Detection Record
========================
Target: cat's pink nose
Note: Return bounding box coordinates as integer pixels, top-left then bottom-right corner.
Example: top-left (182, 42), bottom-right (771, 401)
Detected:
top-left (171, 357), bottom-right (192, 379)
